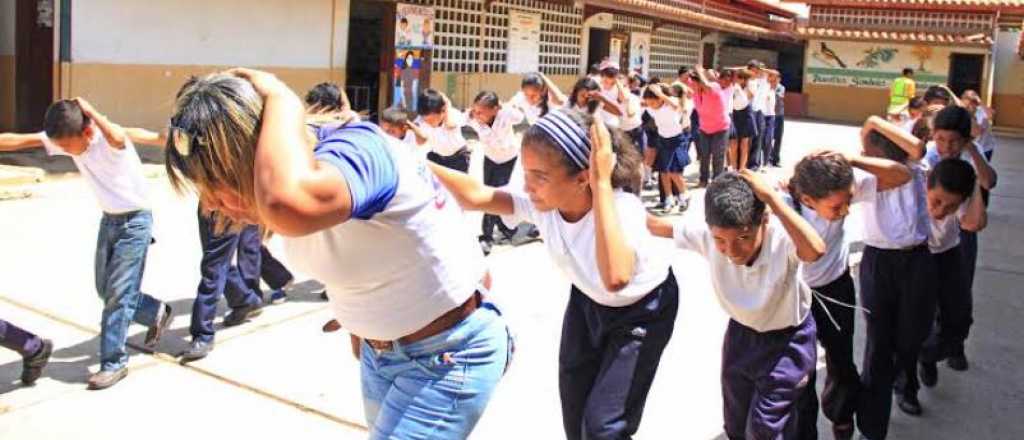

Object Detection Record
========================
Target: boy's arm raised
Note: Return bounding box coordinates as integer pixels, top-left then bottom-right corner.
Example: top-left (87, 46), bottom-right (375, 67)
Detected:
top-left (0, 133), bottom-right (43, 152)
top-left (862, 115), bottom-right (925, 161)
top-left (740, 170), bottom-right (825, 263)
top-left (75, 97), bottom-right (127, 149)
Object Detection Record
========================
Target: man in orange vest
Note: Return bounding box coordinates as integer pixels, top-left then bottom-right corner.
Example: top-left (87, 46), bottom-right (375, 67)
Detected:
top-left (888, 68), bottom-right (916, 119)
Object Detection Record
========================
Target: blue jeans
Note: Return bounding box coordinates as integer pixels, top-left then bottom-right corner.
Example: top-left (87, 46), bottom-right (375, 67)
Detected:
top-left (95, 210), bottom-right (163, 371)
top-left (361, 304), bottom-right (512, 439)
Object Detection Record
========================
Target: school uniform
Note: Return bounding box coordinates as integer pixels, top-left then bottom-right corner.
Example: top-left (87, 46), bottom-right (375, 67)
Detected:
top-left (857, 163), bottom-right (937, 440)
top-left (730, 84), bottom-right (756, 140)
top-left (770, 83), bottom-right (786, 167)
top-left (503, 189), bottom-right (677, 440)
top-left (762, 90), bottom-right (777, 166)
top-left (468, 106), bottom-right (526, 242)
top-left (673, 217), bottom-right (817, 440)
top-left (747, 77), bottom-right (770, 169)
top-left (786, 170), bottom-right (875, 436)
top-left (260, 246), bottom-right (294, 291)
top-left (619, 93), bottom-right (646, 155)
top-left (284, 122), bottom-right (510, 438)
top-left (0, 319), bottom-right (45, 358)
top-left (645, 104), bottom-right (690, 173)
top-left (597, 86), bottom-right (624, 130)
top-left (417, 111), bottom-right (470, 172)
top-left (40, 132), bottom-right (168, 373)
top-left (509, 91), bottom-right (555, 125)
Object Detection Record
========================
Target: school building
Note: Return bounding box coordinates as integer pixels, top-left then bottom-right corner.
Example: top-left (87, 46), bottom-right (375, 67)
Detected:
top-left (796, 0), bottom-right (1024, 128)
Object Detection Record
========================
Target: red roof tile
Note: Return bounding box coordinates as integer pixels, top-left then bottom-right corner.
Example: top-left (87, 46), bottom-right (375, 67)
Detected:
top-left (591, 0), bottom-right (795, 38)
top-left (799, 0), bottom-right (1024, 11)
top-left (797, 26), bottom-right (995, 46)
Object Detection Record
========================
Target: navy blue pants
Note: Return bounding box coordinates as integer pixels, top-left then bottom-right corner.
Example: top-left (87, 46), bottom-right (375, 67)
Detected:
top-left (722, 315), bottom-right (817, 440)
top-left (920, 245), bottom-right (971, 363)
top-left (481, 157), bottom-right (518, 242)
top-left (0, 319), bottom-right (43, 358)
top-left (957, 229), bottom-right (978, 354)
top-left (771, 115), bottom-right (784, 166)
top-left (763, 115), bottom-right (778, 166)
top-left (747, 111), bottom-right (767, 169)
top-left (559, 270), bottom-right (678, 440)
top-left (799, 271), bottom-right (860, 438)
top-left (857, 245), bottom-right (937, 440)
top-left (191, 209), bottom-right (264, 343)
top-left (427, 148), bottom-right (470, 173)
top-left (260, 245), bottom-right (294, 290)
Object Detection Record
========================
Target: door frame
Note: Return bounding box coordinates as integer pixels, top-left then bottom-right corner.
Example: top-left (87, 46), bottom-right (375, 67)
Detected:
top-left (15, 0), bottom-right (58, 132)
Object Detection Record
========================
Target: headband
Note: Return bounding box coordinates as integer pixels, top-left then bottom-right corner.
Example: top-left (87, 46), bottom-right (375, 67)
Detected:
top-left (533, 110), bottom-right (591, 170)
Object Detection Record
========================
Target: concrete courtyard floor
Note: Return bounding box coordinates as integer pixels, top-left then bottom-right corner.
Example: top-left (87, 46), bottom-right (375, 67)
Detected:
top-left (1, 119), bottom-right (1022, 439)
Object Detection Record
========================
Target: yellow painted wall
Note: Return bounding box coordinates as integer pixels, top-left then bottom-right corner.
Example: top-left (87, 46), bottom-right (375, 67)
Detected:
top-left (66, 63), bottom-right (345, 130)
top-left (993, 28), bottom-right (1024, 128)
top-left (804, 83), bottom-right (890, 124)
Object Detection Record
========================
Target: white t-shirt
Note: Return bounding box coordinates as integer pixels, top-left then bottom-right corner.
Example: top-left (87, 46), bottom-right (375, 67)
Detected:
top-left (510, 91), bottom-right (556, 125)
top-left (899, 116), bottom-right (919, 134)
top-left (791, 169), bottom-right (876, 288)
top-left (922, 143), bottom-right (984, 253)
top-left (673, 217), bottom-right (812, 332)
top-left (732, 84), bottom-right (751, 111)
top-left (467, 106), bottom-right (525, 164)
top-left (416, 111), bottom-right (468, 157)
top-left (974, 108), bottom-right (996, 154)
top-left (503, 190), bottom-right (670, 308)
top-left (749, 77), bottom-right (770, 113)
top-left (862, 163), bottom-right (930, 249)
top-left (596, 86), bottom-right (623, 130)
top-left (619, 93), bottom-right (644, 131)
top-left (40, 131), bottom-right (149, 214)
top-left (644, 104), bottom-right (684, 138)
top-left (764, 88), bottom-right (777, 117)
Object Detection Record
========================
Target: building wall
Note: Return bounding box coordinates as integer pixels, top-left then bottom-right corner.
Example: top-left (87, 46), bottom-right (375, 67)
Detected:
top-left (430, 72), bottom-right (576, 109)
top-left (0, 0), bottom-right (15, 131)
top-left (65, 0), bottom-right (349, 129)
top-left (992, 28), bottom-right (1024, 128)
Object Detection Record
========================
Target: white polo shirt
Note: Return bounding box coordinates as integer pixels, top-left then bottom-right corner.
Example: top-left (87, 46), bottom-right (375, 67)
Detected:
top-left (40, 131), bottom-right (149, 214)
top-left (619, 93), bottom-right (644, 131)
top-left (732, 84), bottom-right (751, 111)
top-left (922, 144), bottom-right (985, 253)
top-left (503, 189), bottom-right (671, 308)
top-left (597, 86), bottom-right (623, 130)
top-left (644, 104), bottom-right (684, 138)
top-left (415, 110), bottom-right (468, 157)
top-left (673, 216), bottom-right (812, 332)
top-left (509, 91), bottom-right (557, 125)
top-left (467, 106), bottom-right (525, 164)
top-left (861, 163), bottom-right (930, 249)
top-left (789, 169), bottom-right (876, 288)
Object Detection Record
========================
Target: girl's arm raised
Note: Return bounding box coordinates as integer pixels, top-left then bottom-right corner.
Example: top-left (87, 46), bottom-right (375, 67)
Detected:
top-left (590, 121), bottom-right (637, 292)
top-left (428, 162), bottom-right (515, 215)
top-left (740, 170), bottom-right (825, 263)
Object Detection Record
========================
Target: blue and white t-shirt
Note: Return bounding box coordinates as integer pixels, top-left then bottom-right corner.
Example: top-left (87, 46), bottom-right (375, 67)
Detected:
top-left (283, 121), bottom-right (486, 341)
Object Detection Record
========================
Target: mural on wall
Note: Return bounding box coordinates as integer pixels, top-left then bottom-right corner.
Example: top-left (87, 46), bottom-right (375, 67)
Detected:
top-left (808, 40), bottom-right (949, 89)
top-left (394, 49), bottom-right (423, 112)
top-left (395, 4), bottom-right (434, 50)
top-left (629, 32), bottom-right (651, 76)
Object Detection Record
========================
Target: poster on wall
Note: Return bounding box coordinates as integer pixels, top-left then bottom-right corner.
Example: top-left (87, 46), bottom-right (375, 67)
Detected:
top-left (807, 40), bottom-right (950, 89)
top-left (629, 32), bottom-right (651, 76)
top-left (395, 4), bottom-right (434, 49)
top-left (609, 37), bottom-right (624, 67)
top-left (508, 10), bottom-right (541, 73)
top-left (393, 49), bottom-right (424, 112)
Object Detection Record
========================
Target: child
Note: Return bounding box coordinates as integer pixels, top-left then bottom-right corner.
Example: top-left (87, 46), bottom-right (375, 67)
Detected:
top-left (0, 319), bottom-right (52, 386)
top-left (898, 97), bottom-right (927, 134)
top-left (619, 73), bottom-right (646, 157)
top-left (567, 77), bottom-right (602, 114)
top-left (0, 99), bottom-right (173, 390)
top-left (379, 106), bottom-right (427, 152)
top-left (922, 105), bottom-right (997, 371)
top-left (165, 69), bottom-right (508, 438)
top-left (430, 109), bottom-right (678, 440)
top-left (595, 61), bottom-right (626, 129)
top-left (466, 91), bottom-right (526, 254)
top-left (745, 61), bottom-right (770, 170)
top-left (415, 88), bottom-right (470, 172)
top-left (917, 158), bottom-right (986, 388)
top-left (508, 72), bottom-right (567, 125)
top-left (643, 83), bottom-right (690, 213)
top-left (648, 170), bottom-right (826, 440)
top-left (961, 89), bottom-right (996, 161)
top-left (855, 116), bottom-right (934, 437)
top-left (729, 69), bottom-right (756, 171)
top-left (786, 151), bottom-right (913, 440)
top-left (180, 208), bottom-right (266, 361)
top-left (768, 71), bottom-right (786, 167)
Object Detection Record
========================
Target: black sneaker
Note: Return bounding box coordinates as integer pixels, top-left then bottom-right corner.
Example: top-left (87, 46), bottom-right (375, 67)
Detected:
top-left (144, 303), bottom-right (173, 349)
top-left (180, 339), bottom-right (214, 362)
top-left (223, 303), bottom-right (263, 327)
top-left (21, 339), bottom-right (53, 386)
top-left (920, 361), bottom-right (938, 387)
top-left (946, 353), bottom-right (969, 371)
top-left (897, 392), bottom-right (922, 416)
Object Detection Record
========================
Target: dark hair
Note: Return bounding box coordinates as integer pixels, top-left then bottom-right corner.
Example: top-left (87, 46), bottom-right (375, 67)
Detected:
top-left (789, 154), bottom-right (854, 212)
top-left (648, 76), bottom-right (662, 84)
top-left (642, 84), bottom-right (664, 100)
top-left (521, 73), bottom-right (550, 118)
top-left (400, 17), bottom-right (409, 24)
top-left (305, 82), bottom-right (343, 112)
top-left (735, 69), bottom-right (752, 81)
top-left (380, 106), bottom-right (409, 125)
top-left (908, 96), bottom-right (926, 111)
top-left (705, 171), bottom-right (766, 229)
top-left (928, 158), bottom-right (976, 200)
top-left (399, 50), bottom-right (417, 69)
top-left (719, 69), bottom-right (735, 81)
top-left (933, 105), bottom-right (973, 141)
top-left (521, 109), bottom-right (642, 194)
top-left (43, 100), bottom-right (90, 139)
top-left (911, 116), bottom-right (933, 142)
top-left (902, 68), bottom-right (914, 76)
top-left (864, 130), bottom-right (909, 162)
top-left (746, 60), bottom-right (762, 69)
top-left (677, 65), bottom-right (692, 76)
top-left (588, 63), bottom-right (600, 76)
top-left (569, 77), bottom-right (601, 114)
top-left (924, 85), bottom-right (952, 104)
top-left (600, 67), bottom-right (619, 78)
top-left (473, 90), bottom-right (500, 109)
top-left (670, 83), bottom-right (686, 98)
top-left (417, 88), bottom-right (447, 116)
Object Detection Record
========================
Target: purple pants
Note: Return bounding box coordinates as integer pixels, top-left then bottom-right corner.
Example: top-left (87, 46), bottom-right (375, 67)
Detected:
top-left (722, 315), bottom-right (817, 440)
top-left (0, 319), bottom-right (44, 358)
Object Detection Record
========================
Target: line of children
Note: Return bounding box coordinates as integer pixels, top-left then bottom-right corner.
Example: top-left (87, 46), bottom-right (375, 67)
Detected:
top-left (416, 88), bottom-right (471, 172)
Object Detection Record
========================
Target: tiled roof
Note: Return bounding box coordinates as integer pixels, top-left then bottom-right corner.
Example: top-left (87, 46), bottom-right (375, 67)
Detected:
top-left (590, 0), bottom-right (794, 38)
top-left (736, 0), bottom-right (801, 18)
top-left (799, 0), bottom-right (1024, 10)
top-left (797, 26), bottom-right (995, 46)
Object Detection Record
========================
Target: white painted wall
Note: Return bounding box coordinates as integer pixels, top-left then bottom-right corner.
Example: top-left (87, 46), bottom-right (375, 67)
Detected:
top-left (71, 0), bottom-right (337, 67)
top-left (994, 28), bottom-right (1024, 95)
top-left (0, 0), bottom-right (15, 56)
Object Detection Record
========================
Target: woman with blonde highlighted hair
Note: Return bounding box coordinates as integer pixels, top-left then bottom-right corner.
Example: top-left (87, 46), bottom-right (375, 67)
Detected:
top-left (165, 69), bottom-right (510, 439)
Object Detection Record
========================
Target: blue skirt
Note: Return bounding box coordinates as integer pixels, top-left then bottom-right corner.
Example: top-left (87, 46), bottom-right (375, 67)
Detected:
top-left (730, 106), bottom-right (757, 139)
top-left (653, 132), bottom-right (691, 173)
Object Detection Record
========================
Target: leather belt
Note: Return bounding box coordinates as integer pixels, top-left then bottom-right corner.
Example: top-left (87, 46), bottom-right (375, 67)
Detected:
top-left (364, 292), bottom-right (482, 352)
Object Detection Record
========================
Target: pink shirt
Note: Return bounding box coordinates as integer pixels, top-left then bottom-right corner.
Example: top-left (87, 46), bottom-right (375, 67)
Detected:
top-left (694, 83), bottom-right (731, 134)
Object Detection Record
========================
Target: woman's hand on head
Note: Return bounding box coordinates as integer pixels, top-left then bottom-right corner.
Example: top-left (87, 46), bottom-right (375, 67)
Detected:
top-left (589, 121), bottom-right (616, 190)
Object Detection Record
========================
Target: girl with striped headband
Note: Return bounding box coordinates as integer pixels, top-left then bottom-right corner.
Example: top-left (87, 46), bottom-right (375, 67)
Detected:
top-left (431, 108), bottom-right (678, 439)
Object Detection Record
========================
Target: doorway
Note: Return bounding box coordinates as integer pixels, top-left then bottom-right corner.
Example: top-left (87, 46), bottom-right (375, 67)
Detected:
top-left (702, 43), bottom-right (716, 69)
top-left (15, 0), bottom-right (55, 132)
top-left (587, 28), bottom-right (611, 71)
top-left (948, 53), bottom-right (984, 97)
top-left (346, 0), bottom-right (389, 119)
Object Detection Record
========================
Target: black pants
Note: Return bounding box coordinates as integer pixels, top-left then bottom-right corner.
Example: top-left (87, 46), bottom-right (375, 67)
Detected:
top-left (771, 115), bottom-right (784, 166)
top-left (481, 157), bottom-right (517, 242)
top-left (920, 245), bottom-right (971, 363)
top-left (747, 111), bottom-right (767, 169)
top-left (798, 270), bottom-right (860, 438)
top-left (427, 148), bottom-right (470, 173)
top-left (857, 245), bottom-right (937, 440)
top-left (259, 245), bottom-right (294, 290)
top-left (559, 270), bottom-right (678, 440)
